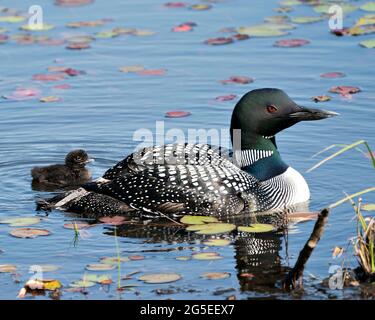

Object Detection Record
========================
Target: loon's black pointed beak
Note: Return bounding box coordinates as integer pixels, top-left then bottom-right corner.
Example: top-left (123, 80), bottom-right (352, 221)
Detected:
top-left (288, 106), bottom-right (339, 121)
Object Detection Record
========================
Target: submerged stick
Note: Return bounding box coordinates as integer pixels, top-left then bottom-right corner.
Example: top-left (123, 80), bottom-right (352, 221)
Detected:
top-left (282, 208), bottom-right (330, 291)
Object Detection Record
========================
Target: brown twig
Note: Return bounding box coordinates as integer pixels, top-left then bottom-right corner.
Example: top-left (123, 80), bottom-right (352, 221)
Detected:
top-left (282, 208), bottom-right (330, 291)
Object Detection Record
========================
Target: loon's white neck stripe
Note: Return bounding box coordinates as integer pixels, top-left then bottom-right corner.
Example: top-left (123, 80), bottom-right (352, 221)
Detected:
top-left (237, 149), bottom-right (274, 167)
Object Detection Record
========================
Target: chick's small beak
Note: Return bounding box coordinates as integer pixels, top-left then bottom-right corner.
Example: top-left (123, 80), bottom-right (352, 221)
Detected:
top-left (288, 105), bottom-right (339, 121)
top-left (84, 158), bottom-right (95, 164)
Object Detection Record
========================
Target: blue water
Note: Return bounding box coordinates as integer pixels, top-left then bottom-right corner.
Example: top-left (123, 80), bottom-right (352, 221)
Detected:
top-left (0, 0), bottom-right (374, 299)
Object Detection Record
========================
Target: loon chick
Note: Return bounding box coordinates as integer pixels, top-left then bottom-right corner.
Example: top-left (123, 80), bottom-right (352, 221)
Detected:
top-left (39, 88), bottom-right (337, 217)
top-left (31, 149), bottom-right (93, 189)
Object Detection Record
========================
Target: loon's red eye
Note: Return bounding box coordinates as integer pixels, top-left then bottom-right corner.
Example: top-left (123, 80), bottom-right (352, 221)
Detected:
top-left (266, 105), bottom-right (278, 113)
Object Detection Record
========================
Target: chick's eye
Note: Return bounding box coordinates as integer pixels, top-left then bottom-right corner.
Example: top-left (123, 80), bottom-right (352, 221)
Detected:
top-left (266, 105), bottom-right (278, 114)
top-left (76, 157), bottom-right (82, 161)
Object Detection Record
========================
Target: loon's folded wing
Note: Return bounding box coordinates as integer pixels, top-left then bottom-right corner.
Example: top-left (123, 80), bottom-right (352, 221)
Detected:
top-left (101, 143), bottom-right (235, 180)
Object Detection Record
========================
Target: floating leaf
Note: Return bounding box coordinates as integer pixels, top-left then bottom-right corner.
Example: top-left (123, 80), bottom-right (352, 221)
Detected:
top-left (85, 263), bottom-right (116, 271)
top-left (355, 14), bottom-right (375, 26)
top-left (201, 272), bottom-right (230, 280)
top-left (176, 256), bottom-right (191, 261)
top-left (361, 2), bottom-right (375, 12)
top-left (215, 94), bottom-right (237, 102)
top-left (189, 223), bottom-right (236, 235)
top-left (274, 6), bottom-right (293, 13)
top-left (237, 23), bottom-right (293, 37)
top-left (320, 72), bottom-right (346, 78)
top-left (33, 73), bottom-right (65, 81)
top-left (69, 280), bottom-right (96, 288)
top-left (280, 0), bottom-right (301, 5)
top-left (139, 273), bottom-right (182, 284)
top-left (220, 76), bottom-right (254, 85)
top-left (192, 252), bottom-right (223, 260)
top-left (20, 24), bottom-right (55, 31)
top-left (10, 228), bottom-right (51, 238)
top-left (274, 38), bottom-right (310, 47)
top-left (38, 265), bottom-right (60, 272)
top-left (40, 96), bottom-right (61, 103)
top-left (119, 65), bottom-right (144, 73)
top-left (172, 24), bottom-right (193, 32)
top-left (312, 95), bottom-right (331, 102)
top-left (67, 19), bottom-right (107, 28)
top-left (313, 4), bottom-right (357, 15)
top-left (204, 37), bottom-right (234, 45)
top-left (100, 256), bottom-right (130, 264)
top-left (165, 111), bottom-right (191, 118)
top-left (0, 34), bottom-right (8, 44)
top-left (291, 16), bottom-right (324, 24)
top-left (0, 217), bottom-right (41, 227)
top-left (180, 215), bottom-right (218, 225)
top-left (362, 203), bottom-right (375, 211)
top-left (359, 38), bottom-right (375, 48)
top-left (63, 221), bottom-right (90, 229)
top-left (165, 2), bottom-right (187, 8)
top-left (332, 246), bottom-right (344, 259)
top-left (55, 0), bottom-right (94, 6)
top-left (329, 86), bottom-right (361, 95)
top-left (98, 216), bottom-right (128, 225)
top-left (238, 223), bottom-right (275, 233)
top-left (136, 69), bottom-right (166, 76)
top-left (54, 84), bottom-right (71, 90)
top-left (3, 88), bottom-right (41, 101)
top-left (84, 274), bottom-right (112, 284)
top-left (190, 4), bottom-right (212, 10)
top-left (39, 38), bottom-right (65, 46)
top-left (66, 42), bottom-right (91, 50)
top-left (0, 265), bottom-right (17, 273)
top-left (95, 31), bottom-right (119, 39)
top-left (132, 29), bottom-right (156, 36)
top-left (202, 239), bottom-right (231, 246)
top-left (129, 255), bottom-right (144, 261)
top-left (287, 212), bottom-right (318, 223)
top-left (0, 16), bottom-right (26, 23)
top-left (240, 272), bottom-right (255, 278)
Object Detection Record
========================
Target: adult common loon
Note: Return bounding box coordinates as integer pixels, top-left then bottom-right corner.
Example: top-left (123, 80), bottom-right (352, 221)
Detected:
top-left (39, 88), bottom-right (337, 217)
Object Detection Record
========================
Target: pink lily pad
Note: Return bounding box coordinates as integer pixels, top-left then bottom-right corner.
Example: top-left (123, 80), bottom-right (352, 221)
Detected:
top-left (221, 76), bottom-right (254, 85)
top-left (329, 86), bottom-right (361, 95)
top-left (99, 216), bottom-right (128, 226)
top-left (164, 2), bottom-right (187, 8)
top-left (204, 37), bottom-right (234, 45)
top-left (66, 42), bottom-right (91, 50)
top-left (320, 72), bottom-right (346, 79)
top-left (274, 38), bottom-right (310, 47)
top-left (165, 111), bottom-right (191, 118)
top-left (53, 84), bottom-right (72, 90)
top-left (215, 94), bottom-right (237, 102)
top-left (33, 73), bottom-right (66, 81)
top-left (3, 88), bottom-right (41, 101)
top-left (55, 0), bottom-right (94, 7)
top-left (172, 24), bottom-right (193, 32)
top-left (136, 69), bottom-right (167, 76)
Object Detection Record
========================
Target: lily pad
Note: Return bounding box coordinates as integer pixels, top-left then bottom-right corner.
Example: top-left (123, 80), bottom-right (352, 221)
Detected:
top-left (165, 111), bottom-right (191, 118)
top-left (320, 72), bottom-right (346, 78)
top-left (55, 0), bottom-right (94, 6)
top-left (204, 37), bottom-right (234, 45)
top-left (287, 212), bottom-right (319, 223)
top-left (165, 2), bottom-right (187, 8)
top-left (139, 273), bottom-right (182, 284)
top-left (180, 215), bottom-right (218, 225)
top-left (99, 216), bottom-right (128, 225)
top-left (0, 16), bottom-right (26, 23)
top-left (190, 4), bottom-right (212, 10)
top-left (176, 256), bottom-right (191, 261)
top-left (84, 274), bottom-right (112, 284)
top-left (172, 24), bottom-right (193, 32)
top-left (0, 265), bottom-right (17, 273)
top-left (237, 223), bottom-right (275, 233)
top-left (274, 38), bottom-right (310, 47)
top-left (129, 255), bottom-right (144, 261)
top-left (40, 96), bottom-right (61, 103)
top-left (21, 24), bottom-right (55, 31)
top-left (0, 217), bottom-right (41, 227)
top-left (201, 272), bottom-right (231, 280)
top-left (186, 223), bottom-right (236, 235)
top-left (63, 221), bottom-right (90, 229)
top-left (33, 73), bottom-right (65, 81)
top-left (100, 256), bottom-right (130, 264)
top-left (362, 203), bottom-right (375, 211)
top-left (359, 39), bottom-right (375, 48)
top-left (192, 252), bottom-right (223, 260)
top-left (313, 4), bottom-right (357, 15)
top-left (10, 228), bottom-right (51, 238)
top-left (355, 14), bottom-right (375, 26)
top-left (3, 88), bottom-right (41, 101)
top-left (66, 42), bottom-right (91, 50)
top-left (221, 76), bottom-right (254, 84)
top-left (69, 280), bottom-right (96, 288)
top-left (237, 24), bottom-right (289, 37)
top-left (361, 2), bottom-right (375, 12)
top-left (85, 263), bottom-right (116, 271)
top-left (119, 65), bottom-right (144, 73)
top-left (38, 265), bottom-right (60, 272)
top-left (329, 86), bottom-right (361, 94)
top-left (291, 16), bottom-right (324, 24)
top-left (312, 95), bottom-right (331, 102)
top-left (136, 69), bottom-right (166, 76)
top-left (215, 94), bottom-right (237, 102)
top-left (202, 239), bottom-right (231, 246)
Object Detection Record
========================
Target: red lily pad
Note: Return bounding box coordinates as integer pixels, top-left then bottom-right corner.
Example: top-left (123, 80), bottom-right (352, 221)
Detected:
top-left (320, 72), bottom-right (346, 79)
top-left (136, 69), bottom-right (167, 76)
top-left (164, 2), bottom-right (187, 8)
top-left (165, 111), bottom-right (191, 118)
top-left (129, 255), bottom-right (144, 261)
top-left (274, 38), bottom-right (310, 47)
top-left (172, 24), bottom-right (193, 32)
top-left (66, 42), bottom-right (91, 50)
top-left (329, 86), bottom-right (361, 95)
top-left (3, 88), bottom-right (41, 101)
top-left (232, 34), bottom-right (250, 41)
top-left (0, 34), bottom-right (9, 43)
top-left (33, 73), bottom-right (66, 81)
top-left (63, 68), bottom-right (85, 76)
top-left (204, 37), bottom-right (234, 45)
top-left (39, 39), bottom-right (65, 46)
top-left (99, 216), bottom-right (128, 225)
top-left (215, 94), bottom-right (237, 102)
top-left (53, 84), bottom-right (72, 90)
top-left (221, 76), bottom-right (254, 85)
top-left (55, 0), bottom-right (94, 6)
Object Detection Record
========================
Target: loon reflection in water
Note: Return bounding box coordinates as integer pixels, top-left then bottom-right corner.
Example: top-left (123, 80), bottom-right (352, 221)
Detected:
top-left (37, 88), bottom-right (337, 218)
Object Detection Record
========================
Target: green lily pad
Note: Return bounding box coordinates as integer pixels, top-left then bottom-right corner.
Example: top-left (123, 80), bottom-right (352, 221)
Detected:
top-left (237, 223), bottom-right (275, 233)
top-left (139, 273), bottom-right (182, 284)
top-left (0, 264), bottom-right (17, 273)
top-left (362, 203), bottom-right (375, 211)
top-left (202, 239), bottom-right (231, 246)
top-left (313, 4), bottom-right (357, 15)
top-left (85, 263), bottom-right (116, 271)
top-left (237, 24), bottom-right (289, 37)
top-left (100, 256), bottom-right (130, 264)
top-left (355, 14), bottom-right (375, 26)
top-left (192, 252), bottom-right (223, 260)
top-left (361, 2), bottom-right (375, 12)
top-left (291, 16), bottom-right (324, 24)
top-left (83, 274), bottom-right (112, 283)
top-left (279, 0), bottom-right (302, 6)
top-left (20, 23), bottom-right (55, 31)
top-left (70, 280), bottom-right (96, 288)
top-left (38, 265), bottom-right (60, 272)
top-left (0, 16), bottom-right (26, 23)
top-left (176, 256), bottom-right (191, 261)
top-left (359, 39), bottom-right (375, 48)
top-left (180, 215), bottom-right (218, 225)
top-left (186, 223), bottom-right (236, 235)
top-left (0, 217), bottom-right (41, 227)
top-left (95, 31), bottom-right (119, 39)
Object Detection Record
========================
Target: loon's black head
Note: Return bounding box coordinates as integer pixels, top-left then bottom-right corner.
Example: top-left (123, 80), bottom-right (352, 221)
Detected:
top-left (230, 88), bottom-right (338, 147)
top-left (65, 149), bottom-right (92, 168)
